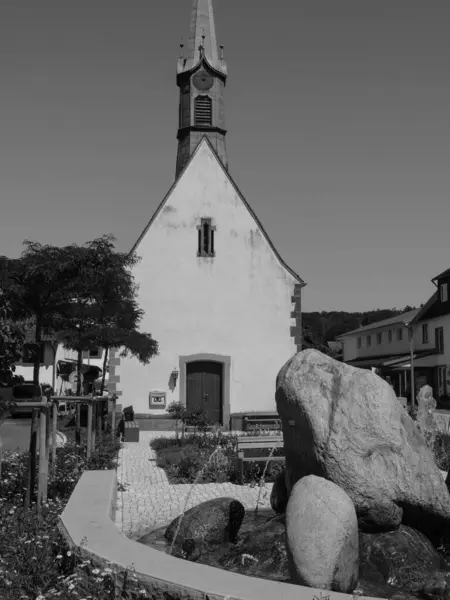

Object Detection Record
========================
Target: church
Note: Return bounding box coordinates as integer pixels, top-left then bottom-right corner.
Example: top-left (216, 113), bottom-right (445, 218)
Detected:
top-left (111, 0), bottom-right (305, 428)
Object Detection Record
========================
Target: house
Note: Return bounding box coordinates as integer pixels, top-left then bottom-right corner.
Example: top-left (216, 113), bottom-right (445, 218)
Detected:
top-left (110, 0), bottom-right (305, 428)
top-left (336, 268), bottom-right (450, 401)
top-left (13, 326), bottom-right (105, 395)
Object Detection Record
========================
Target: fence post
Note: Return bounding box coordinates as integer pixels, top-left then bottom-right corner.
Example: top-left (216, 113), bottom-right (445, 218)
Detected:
top-left (52, 402), bottom-right (58, 477)
top-left (111, 395), bottom-right (117, 441)
top-left (96, 398), bottom-right (102, 443)
top-left (91, 398), bottom-right (97, 451)
top-left (25, 408), bottom-right (39, 509)
top-left (86, 401), bottom-right (93, 460)
top-left (37, 406), bottom-right (49, 510)
top-left (75, 403), bottom-right (81, 446)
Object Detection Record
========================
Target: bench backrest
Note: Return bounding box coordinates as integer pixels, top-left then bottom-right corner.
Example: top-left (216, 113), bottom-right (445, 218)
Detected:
top-left (236, 435), bottom-right (284, 450)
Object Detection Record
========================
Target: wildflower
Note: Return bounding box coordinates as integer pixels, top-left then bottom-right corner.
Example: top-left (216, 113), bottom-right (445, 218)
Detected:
top-left (92, 568), bottom-right (100, 575)
top-left (67, 550), bottom-right (72, 556)
top-left (56, 554), bottom-right (63, 560)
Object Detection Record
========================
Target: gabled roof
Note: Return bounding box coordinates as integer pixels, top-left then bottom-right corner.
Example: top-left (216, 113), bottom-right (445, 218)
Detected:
top-left (130, 136), bottom-right (306, 286)
top-left (432, 268), bottom-right (450, 283)
top-left (336, 309), bottom-right (419, 339)
top-left (411, 291), bottom-right (438, 323)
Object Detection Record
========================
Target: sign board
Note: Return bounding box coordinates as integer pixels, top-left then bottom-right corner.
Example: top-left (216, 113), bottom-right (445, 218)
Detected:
top-left (149, 391), bottom-right (166, 409)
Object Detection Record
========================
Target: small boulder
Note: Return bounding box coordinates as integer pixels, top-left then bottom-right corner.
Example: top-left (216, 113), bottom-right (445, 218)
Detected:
top-left (285, 475), bottom-right (359, 593)
top-left (276, 349), bottom-right (450, 540)
top-left (165, 497), bottom-right (245, 547)
top-left (270, 470), bottom-right (288, 514)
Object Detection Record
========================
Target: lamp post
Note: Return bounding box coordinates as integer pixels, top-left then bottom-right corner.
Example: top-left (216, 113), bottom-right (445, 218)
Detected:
top-left (405, 321), bottom-right (415, 409)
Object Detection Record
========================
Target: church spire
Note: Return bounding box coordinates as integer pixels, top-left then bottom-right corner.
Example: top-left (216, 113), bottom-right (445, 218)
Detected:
top-left (177, 0), bottom-right (227, 76)
top-left (175, 0), bottom-right (228, 178)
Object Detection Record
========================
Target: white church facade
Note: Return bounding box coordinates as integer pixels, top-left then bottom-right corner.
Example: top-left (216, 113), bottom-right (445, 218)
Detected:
top-left (110, 0), bottom-right (305, 428)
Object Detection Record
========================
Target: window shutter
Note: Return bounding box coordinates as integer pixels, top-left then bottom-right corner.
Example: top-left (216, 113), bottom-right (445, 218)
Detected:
top-left (194, 96), bottom-right (212, 126)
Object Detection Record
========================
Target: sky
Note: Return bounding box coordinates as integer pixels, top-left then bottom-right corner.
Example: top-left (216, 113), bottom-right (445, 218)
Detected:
top-left (0, 0), bottom-right (449, 312)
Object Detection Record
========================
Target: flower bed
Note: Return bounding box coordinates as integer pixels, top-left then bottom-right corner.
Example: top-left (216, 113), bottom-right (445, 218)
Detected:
top-left (151, 430), bottom-right (284, 485)
top-left (0, 437), bottom-right (150, 599)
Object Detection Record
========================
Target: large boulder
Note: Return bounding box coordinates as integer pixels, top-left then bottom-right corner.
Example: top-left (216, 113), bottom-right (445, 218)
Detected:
top-left (285, 475), bottom-right (359, 593)
top-left (276, 349), bottom-right (450, 540)
top-left (164, 497), bottom-right (245, 547)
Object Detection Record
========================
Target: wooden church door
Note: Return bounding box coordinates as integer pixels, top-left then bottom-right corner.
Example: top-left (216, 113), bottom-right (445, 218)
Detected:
top-left (186, 361), bottom-right (222, 424)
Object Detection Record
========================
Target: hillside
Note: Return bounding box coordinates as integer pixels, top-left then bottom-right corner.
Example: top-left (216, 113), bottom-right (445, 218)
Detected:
top-left (302, 306), bottom-right (417, 354)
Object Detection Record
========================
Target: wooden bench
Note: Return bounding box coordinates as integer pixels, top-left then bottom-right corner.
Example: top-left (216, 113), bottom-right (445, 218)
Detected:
top-left (242, 414), bottom-right (282, 432)
top-left (236, 435), bottom-right (285, 484)
top-left (123, 421), bottom-right (140, 443)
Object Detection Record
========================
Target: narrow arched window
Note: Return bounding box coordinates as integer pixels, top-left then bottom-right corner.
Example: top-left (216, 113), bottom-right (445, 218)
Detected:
top-left (197, 218), bottom-right (216, 257)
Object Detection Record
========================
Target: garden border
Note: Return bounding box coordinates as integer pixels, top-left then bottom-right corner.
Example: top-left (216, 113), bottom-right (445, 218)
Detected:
top-left (59, 469), bottom-right (382, 600)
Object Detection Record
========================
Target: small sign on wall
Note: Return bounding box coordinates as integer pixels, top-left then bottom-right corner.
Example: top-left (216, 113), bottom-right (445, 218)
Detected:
top-left (149, 391), bottom-right (167, 409)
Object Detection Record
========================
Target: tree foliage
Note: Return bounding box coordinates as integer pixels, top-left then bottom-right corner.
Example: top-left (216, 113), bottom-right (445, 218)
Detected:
top-left (1, 234), bottom-right (158, 393)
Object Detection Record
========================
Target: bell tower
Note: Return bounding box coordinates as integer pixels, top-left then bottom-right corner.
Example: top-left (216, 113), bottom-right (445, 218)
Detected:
top-left (175, 0), bottom-right (228, 178)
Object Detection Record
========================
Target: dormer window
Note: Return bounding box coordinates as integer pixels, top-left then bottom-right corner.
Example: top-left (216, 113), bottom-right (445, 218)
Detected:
top-left (440, 282), bottom-right (448, 302)
top-left (197, 218), bottom-right (216, 257)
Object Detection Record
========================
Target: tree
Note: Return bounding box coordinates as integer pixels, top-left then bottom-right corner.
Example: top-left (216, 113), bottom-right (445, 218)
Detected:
top-left (54, 235), bottom-right (158, 395)
top-left (0, 242), bottom-right (85, 385)
top-left (0, 289), bottom-right (26, 421)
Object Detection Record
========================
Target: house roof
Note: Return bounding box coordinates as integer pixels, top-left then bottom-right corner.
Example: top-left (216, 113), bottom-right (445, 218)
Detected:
top-left (346, 348), bottom-right (438, 369)
top-left (336, 309), bottom-right (419, 339)
top-left (432, 268), bottom-right (450, 282)
top-left (410, 291), bottom-right (438, 323)
top-left (130, 136), bottom-right (306, 286)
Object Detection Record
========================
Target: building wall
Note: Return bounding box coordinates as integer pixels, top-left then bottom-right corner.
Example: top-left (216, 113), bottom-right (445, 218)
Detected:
top-left (341, 323), bottom-right (412, 362)
top-left (13, 342), bottom-right (56, 384)
top-left (115, 140), bottom-right (300, 418)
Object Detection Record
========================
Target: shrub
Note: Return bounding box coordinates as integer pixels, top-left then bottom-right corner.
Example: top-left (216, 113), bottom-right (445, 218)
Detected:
top-left (151, 431), bottom-right (283, 485)
top-left (0, 437), bottom-right (155, 599)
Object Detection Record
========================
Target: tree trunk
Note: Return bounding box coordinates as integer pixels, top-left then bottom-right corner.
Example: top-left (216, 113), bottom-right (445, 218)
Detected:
top-left (33, 319), bottom-right (42, 386)
top-left (76, 349), bottom-right (83, 396)
top-left (100, 346), bottom-right (109, 394)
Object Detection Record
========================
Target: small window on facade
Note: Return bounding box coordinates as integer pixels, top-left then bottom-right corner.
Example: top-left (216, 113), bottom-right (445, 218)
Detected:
top-left (357, 337), bottom-right (362, 349)
top-left (366, 335), bottom-right (371, 347)
top-left (388, 330), bottom-right (392, 343)
top-left (441, 283), bottom-right (448, 303)
top-left (376, 332), bottom-right (382, 345)
top-left (194, 95), bottom-right (212, 126)
top-left (197, 218), bottom-right (216, 257)
top-left (422, 323), bottom-right (429, 344)
top-left (89, 347), bottom-right (102, 358)
top-left (397, 328), bottom-right (403, 341)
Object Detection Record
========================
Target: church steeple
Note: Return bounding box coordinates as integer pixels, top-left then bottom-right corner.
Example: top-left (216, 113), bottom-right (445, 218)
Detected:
top-left (175, 0), bottom-right (228, 178)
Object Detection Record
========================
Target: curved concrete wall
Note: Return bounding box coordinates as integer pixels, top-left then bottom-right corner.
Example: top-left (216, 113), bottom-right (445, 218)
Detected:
top-left (59, 470), bottom-right (380, 600)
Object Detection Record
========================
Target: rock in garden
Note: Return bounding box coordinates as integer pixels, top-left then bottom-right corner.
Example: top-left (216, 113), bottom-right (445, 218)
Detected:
top-left (270, 470), bottom-right (288, 514)
top-left (359, 525), bottom-right (444, 590)
top-left (165, 497), bottom-right (245, 547)
top-left (285, 475), bottom-right (359, 593)
top-left (276, 349), bottom-right (450, 540)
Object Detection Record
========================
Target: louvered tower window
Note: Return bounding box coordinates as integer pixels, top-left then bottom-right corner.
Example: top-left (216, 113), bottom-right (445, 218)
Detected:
top-left (194, 95), bottom-right (212, 126)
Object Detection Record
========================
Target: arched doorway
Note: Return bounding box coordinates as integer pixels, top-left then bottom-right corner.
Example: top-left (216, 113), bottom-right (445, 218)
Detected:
top-left (186, 361), bottom-right (222, 424)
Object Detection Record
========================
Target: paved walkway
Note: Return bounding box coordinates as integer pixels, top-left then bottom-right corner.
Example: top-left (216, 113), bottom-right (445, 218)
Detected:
top-left (115, 431), bottom-right (274, 539)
